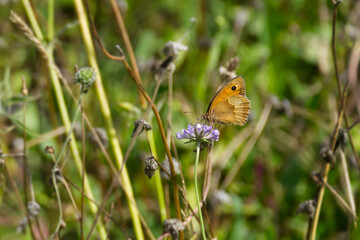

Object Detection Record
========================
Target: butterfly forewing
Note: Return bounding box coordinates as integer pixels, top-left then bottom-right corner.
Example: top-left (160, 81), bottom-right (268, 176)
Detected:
top-left (207, 76), bottom-right (247, 113)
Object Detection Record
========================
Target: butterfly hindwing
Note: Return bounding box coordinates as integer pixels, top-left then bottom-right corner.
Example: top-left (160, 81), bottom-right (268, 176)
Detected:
top-left (211, 95), bottom-right (250, 125)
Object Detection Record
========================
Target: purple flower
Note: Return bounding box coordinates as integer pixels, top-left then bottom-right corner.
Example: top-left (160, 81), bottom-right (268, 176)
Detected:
top-left (176, 123), bottom-right (220, 142)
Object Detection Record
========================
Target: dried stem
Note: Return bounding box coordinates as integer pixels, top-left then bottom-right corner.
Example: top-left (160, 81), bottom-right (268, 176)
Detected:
top-left (109, 0), bottom-right (146, 106)
top-left (321, 177), bottom-right (357, 219)
top-left (339, 149), bottom-right (356, 222)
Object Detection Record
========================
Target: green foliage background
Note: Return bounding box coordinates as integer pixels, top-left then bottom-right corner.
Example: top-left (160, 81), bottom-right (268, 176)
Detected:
top-left (1, 0), bottom-right (360, 239)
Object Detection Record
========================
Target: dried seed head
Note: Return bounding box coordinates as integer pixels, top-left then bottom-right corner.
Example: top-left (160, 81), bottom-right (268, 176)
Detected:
top-left (270, 95), bottom-right (293, 117)
top-left (16, 217), bottom-right (27, 233)
top-left (163, 41), bottom-right (188, 60)
top-left (12, 137), bottom-right (24, 153)
top-left (227, 57), bottom-right (240, 72)
top-left (335, 128), bottom-right (347, 151)
top-left (234, 9), bottom-right (249, 29)
top-left (161, 157), bottom-right (180, 181)
top-left (311, 171), bottom-right (322, 186)
top-left (219, 57), bottom-right (240, 82)
top-left (163, 218), bottom-right (186, 240)
top-left (45, 145), bottom-right (55, 155)
top-left (144, 156), bottom-right (158, 179)
top-left (131, 120), bottom-right (152, 137)
top-left (209, 190), bottom-right (232, 209)
top-left (297, 199), bottom-right (317, 218)
top-left (154, 56), bottom-right (175, 82)
top-left (88, 128), bottom-right (109, 149)
top-left (75, 67), bottom-right (96, 93)
top-left (27, 201), bottom-right (40, 218)
top-left (21, 76), bottom-right (28, 96)
top-left (320, 146), bottom-right (335, 165)
top-left (53, 168), bottom-right (63, 184)
top-left (60, 219), bottom-right (66, 229)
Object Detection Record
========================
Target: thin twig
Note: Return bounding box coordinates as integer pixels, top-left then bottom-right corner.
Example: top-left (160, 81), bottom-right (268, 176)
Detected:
top-left (321, 176), bottom-right (357, 219)
top-left (339, 149), bottom-right (356, 222)
top-left (62, 178), bottom-right (80, 218)
top-left (105, 203), bottom-right (114, 240)
top-left (109, 0), bottom-right (146, 106)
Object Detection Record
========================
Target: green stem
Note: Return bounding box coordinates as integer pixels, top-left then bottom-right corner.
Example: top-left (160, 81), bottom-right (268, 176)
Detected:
top-left (47, 0), bottom-right (54, 40)
top-left (21, 0), bottom-right (43, 41)
top-left (195, 141), bottom-right (206, 240)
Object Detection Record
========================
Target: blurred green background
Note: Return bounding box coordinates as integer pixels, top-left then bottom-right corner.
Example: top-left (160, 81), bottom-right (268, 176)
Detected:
top-left (1, 0), bottom-right (360, 239)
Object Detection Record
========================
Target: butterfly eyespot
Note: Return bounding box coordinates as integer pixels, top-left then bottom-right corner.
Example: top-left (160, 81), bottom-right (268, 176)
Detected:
top-left (231, 86), bottom-right (236, 91)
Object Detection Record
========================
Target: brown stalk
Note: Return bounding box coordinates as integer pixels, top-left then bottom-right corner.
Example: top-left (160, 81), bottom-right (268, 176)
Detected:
top-left (321, 177), bottom-right (357, 219)
top-left (109, 0), bottom-right (146, 106)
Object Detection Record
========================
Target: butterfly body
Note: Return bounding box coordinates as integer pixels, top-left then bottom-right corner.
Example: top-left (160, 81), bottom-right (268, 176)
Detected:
top-left (203, 76), bottom-right (250, 125)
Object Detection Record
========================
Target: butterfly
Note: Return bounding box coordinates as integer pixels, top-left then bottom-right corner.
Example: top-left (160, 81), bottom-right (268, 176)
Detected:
top-left (202, 76), bottom-right (250, 125)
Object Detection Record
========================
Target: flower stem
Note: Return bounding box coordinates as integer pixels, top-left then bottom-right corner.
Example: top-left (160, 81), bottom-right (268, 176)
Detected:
top-left (195, 141), bottom-right (206, 239)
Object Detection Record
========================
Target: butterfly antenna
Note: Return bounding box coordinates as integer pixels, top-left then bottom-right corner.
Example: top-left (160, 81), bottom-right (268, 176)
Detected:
top-left (178, 17), bottom-right (197, 43)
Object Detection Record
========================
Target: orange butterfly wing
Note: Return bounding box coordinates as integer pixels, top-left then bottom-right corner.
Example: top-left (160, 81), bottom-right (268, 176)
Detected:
top-left (210, 95), bottom-right (250, 125)
top-left (205, 76), bottom-right (250, 125)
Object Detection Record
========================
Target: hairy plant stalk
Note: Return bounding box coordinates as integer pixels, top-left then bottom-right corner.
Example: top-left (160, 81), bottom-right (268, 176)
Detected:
top-left (195, 141), bottom-right (206, 239)
top-left (202, 141), bottom-right (214, 200)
